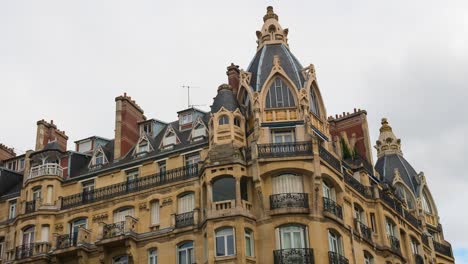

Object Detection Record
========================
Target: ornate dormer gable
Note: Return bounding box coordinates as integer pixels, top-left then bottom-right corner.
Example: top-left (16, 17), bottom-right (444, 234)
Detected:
top-left (375, 118), bottom-right (403, 158)
top-left (132, 133), bottom-right (154, 156)
top-left (392, 168), bottom-right (417, 210)
top-left (256, 6), bottom-right (289, 50)
top-left (88, 145), bottom-right (108, 169)
top-left (160, 125), bottom-right (180, 150)
top-left (188, 117), bottom-right (208, 142)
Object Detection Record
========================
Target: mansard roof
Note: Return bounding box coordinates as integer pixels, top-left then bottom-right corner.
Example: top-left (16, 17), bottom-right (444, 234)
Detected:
top-left (375, 154), bottom-right (419, 195)
top-left (0, 168), bottom-right (22, 199)
top-left (247, 44), bottom-right (305, 92)
top-left (210, 84), bottom-right (240, 113)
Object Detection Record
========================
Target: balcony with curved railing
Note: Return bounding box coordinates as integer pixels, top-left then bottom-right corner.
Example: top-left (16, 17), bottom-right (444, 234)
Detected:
top-left (433, 241), bottom-right (453, 258)
top-left (270, 193), bottom-right (309, 211)
top-left (323, 197), bottom-right (343, 219)
top-left (328, 251), bottom-right (349, 264)
top-left (388, 235), bottom-right (401, 253)
top-left (273, 248), bottom-right (314, 264)
top-left (28, 163), bottom-right (63, 179)
top-left (175, 211), bottom-right (195, 228)
top-left (257, 141), bottom-right (313, 159)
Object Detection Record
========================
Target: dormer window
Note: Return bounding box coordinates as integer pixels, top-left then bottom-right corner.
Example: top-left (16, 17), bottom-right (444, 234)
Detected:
top-left (219, 115), bottom-right (229, 125)
top-left (95, 153), bottom-right (104, 165)
top-left (138, 141), bottom-right (149, 153)
top-left (191, 123), bottom-right (206, 140)
top-left (265, 78), bottom-right (295, 109)
top-left (180, 114), bottom-right (193, 125)
top-left (310, 86), bottom-right (320, 116)
top-left (164, 131), bottom-right (176, 145)
top-left (89, 147), bottom-right (108, 168)
top-left (143, 123), bottom-right (152, 135)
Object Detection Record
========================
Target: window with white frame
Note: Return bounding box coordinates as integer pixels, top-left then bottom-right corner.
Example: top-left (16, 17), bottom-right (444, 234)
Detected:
top-left (95, 152), bottom-right (104, 165)
top-left (353, 204), bottom-right (366, 224)
top-left (82, 180), bottom-right (95, 193)
top-left (0, 237), bottom-right (4, 259)
top-left (138, 140), bottom-right (149, 153)
top-left (178, 193), bottom-right (195, 214)
top-left (22, 226), bottom-right (35, 245)
top-left (113, 207), bottom-right (134, 223)
top-left (180, 114), bottom-right (193, 125)
top-left (177, 241), bottom-right (194, 264)
top-left (126, 169), bottom-right (139, 181)
top-left (32, 187), bottom-right (41, 201)
top-left (328, 229), bottom-right (344, 255)
top-left (385, 218), bottom-right (397, 238)
top-left (113, 255), bottom-right (128, 264)
top-left (410, 237), bottom-right (420, 254)
top-left (277, 225), bottom-right (307, 249)
top-left (9, 200), bottom-right (16, 219)
top-left (272, 174), bottom-right (303, 194)
top-left (19, 159), bottom-right (25, 170)
top-left (215, 227), bottom-right (235, 257)
top-left (150, 200), bottom-right (160, 225)
top-left (148, 248), bottom-right (157, 264)
top-left (265, 77), bottom-right (296, 108)
top-left (162, 130), bottom-right (177, 146)
top-left (70, 218), bottom-right (87, 243)
top-left (272, 130), bottom-right (294, 143)
top-left (185, 153), bottom-right (200, 167)
top-left (158, 161), bottom-right (166, 174)
top-left (245, 229), bottom-right (254, 257)
top-left (322, 181), bottom-right (336, 201)
top-left (40, 225), bottom-right (50, 242)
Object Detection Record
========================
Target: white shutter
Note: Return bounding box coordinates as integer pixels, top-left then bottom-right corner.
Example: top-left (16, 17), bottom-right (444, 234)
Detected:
top-left (151, 201), bottom-right (160, 225)
top-left (41, 226), bottom-right (49, 242)
top-left (46, 186), bottom-right (53, 204)
top-left (178, 193), bottom-right (194, 213)
top-left (273, 174), bottom-right (303, 194)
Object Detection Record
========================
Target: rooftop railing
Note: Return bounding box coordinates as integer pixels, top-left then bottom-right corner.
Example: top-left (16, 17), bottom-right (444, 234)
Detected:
top-left (257, 141), bottom-right (313, 159)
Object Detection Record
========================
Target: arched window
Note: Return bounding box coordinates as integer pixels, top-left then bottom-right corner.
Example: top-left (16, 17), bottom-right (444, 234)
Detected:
top-left (22, 226), bottom-right (35, 245)
top-left (215, 227), bottom-right (235, 256)
top-left (328, 229), bottom-right (344, 255)
top-left (245, 229), bottom-right (254, 257)
top-left (113, 207), bottom-right (134, 223)
top-left (364, 251), bottom-right (374, 264)
top-left (70, 218), bottom-right (87, 245)
top-left (395, 183), bottom-right (415, 209)
top-left (148, 248), bottom-right (157, 264)
top-left (322, 181), bottom-right (336, 201)
top-left (266, 78), bottom-right (296, 108)
top-left (353, 204), bottom-right (366, 224)
top-left (178, 193), bottom-right (195, 214)
top-left (212, 177), bottom-right (236, 202)
top-left (219, 115), bottom-right (230, 125)
top-left (234, 117), bottom-right (241, 127)
top-left (177, 241), bottom-right (194, 264)
top-left (272, 174), bottom-right (303, 194)
top-left (278, 225), bottom-right (307, 249)
top-left (310, 87), bottom-right (320, 116)
top-left (421, 192), bottom-right (432, 214)
top-left (113, 255), bottom-right (128, 264)
top-left (385, 217), bottom-right (397, 237)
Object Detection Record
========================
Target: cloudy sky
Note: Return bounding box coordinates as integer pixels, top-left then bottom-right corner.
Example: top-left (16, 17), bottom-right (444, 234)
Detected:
top-left (1, 0), bottom-right (467, 261)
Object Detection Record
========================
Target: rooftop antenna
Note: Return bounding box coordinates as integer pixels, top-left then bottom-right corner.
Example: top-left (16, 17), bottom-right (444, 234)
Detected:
top-left (181, 85), bottom-right (200, 108)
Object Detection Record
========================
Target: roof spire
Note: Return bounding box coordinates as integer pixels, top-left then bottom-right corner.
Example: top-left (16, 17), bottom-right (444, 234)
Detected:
top-left (375, 118), bottom-right (403, 158)
top-left (256, 6), bottom-right (289, 50)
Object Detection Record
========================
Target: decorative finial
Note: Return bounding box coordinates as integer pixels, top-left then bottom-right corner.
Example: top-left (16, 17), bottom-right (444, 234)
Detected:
top-left (263, 6), bottom-right (278, 22)
top-left (375, 117), bottom-right (403, 157)
top-left (217, 83), bottom-right (232, 91)
top-left (380, 118), bottom-right (392, 133)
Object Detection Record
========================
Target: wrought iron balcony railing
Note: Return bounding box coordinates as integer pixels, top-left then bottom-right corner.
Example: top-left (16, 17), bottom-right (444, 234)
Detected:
top-left (388, 235), bottom-right (401, 253)
top-left (270, 193), bottom-right (309, 210)
top-left (24, 200), bottom-right (37, 214)
top-left (323, 197), bottom-right (343, 219)
top-left (56, 232), bottom-right (78, 249)
top-left (273, 248), bottom-right (315, 264)
top-left (319, 145), bottom-right (341, 172)
top-left (175, 211), bottom-right (194, 228)
top-left (257, 141), bottom-right (313, 158)
top-left (328, 251), bottom-right (349, 264)
top-left (15, 243), bottom-right (34, 260)
top-left (433, 241), bottom-right (453, 258)
top-left (103, 221), bottom-right (125, 239)
top-left (415, 253), bottom-right (424, 264)
top-left (343, 172), bottom-right (373, 199)
top-left (62, 164), bottom-right (199, 209)
top-left (421, 234), bottom-right (429, 247)
top-left (404, 209), bottom-right (421, 228)
top-left (355, 220), bottom-right (372, 241)
top-left (29, 163), bottom-right (63, 179)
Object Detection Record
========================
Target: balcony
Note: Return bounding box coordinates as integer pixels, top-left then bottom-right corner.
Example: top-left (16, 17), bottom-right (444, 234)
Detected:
top-left (24, 200), bottom-right (37, 214)
top-left (354, 219), bottom-right (372, 242)
top-left (323, 197), bottom-right (343, 219)
top-left (415, 254), bottom-right (424, 264)
top-left (15, 242), bottom-right (50, 260)
top-left (29, 163), bottom-right (63, 179)
top-left (257, 141), bottom-right (313, 159)
top-left (55, 227), bottom-right (92, 250)
top-left (270, 193), bottom-right (309, 211)
top-left (175, 211), bottom-right (195, 228)
top-left (388, 235), bottom-right (401, 253)
top-left (62, 164), bottom-right (199, 209)
top-left (433, 241), bottom-right (453, 258)
top-left (319, 145), bottom-right (341, 172)
top-left (98, 216), bottom-right (138, 248)
top-left (328, 251), bottom-right (349, 264)
top-left (273, 248), bottom-right (314, 264)
top-left (343, 172), bottom-right (373, 199)
top-left (103, 221), bottom-right (126, 239)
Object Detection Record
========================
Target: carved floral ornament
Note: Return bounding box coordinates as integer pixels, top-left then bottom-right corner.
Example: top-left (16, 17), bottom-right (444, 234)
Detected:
top-left (92, 213), bottom-right (108, 223)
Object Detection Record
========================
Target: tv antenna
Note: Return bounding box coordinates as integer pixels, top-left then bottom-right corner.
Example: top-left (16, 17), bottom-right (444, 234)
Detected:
top-left (181, 85), bottom-right (200, 108)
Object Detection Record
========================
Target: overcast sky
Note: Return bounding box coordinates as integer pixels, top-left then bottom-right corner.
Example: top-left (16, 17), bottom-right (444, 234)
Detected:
top-left (1, 0), bottom-right (467, 261)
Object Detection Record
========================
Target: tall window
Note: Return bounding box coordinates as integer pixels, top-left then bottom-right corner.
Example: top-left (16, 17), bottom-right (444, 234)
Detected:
top-left (385, 218), bottom-right (397, 237)
top-left (265, 78), bottom-right (295, 108)
top-left (328, 230), bottom-right (344, 255)
top-left (370, 213), bottom-right (377, 233)
top-left (272, 130), bottom-right (294, 143)
top-left (309, 87), bottom-right (320, 116)
top-left (177, 241), bottom-right (194, 264)
top-left (0, 237), bottom-right (4, 259)
top-left (40, 225), bottom-right (50, 242)
top-left (322, 181), bottom-right (336, 201)
top-left (158, 161), bottom-right (166, 174)
top-left (70, 218), bottom-right (87, 244)
top-left (410, 237), bottom-right (420, 254)
top-left (272, 174), bottom-right (303, 194)
top-left (148, 248), bottom-right (157, 264)
top-left (278, 225), bottom-right (307, 249)
top-left (178, 193), bottom-right (195, 214)
top-left (364, 251), bottom-right (374, 264)
top-left (353, 204), bottom-right (366, 224)
top-left (151, 201), bottom-right (160, 225)
top-left (212, 177), bottom-right (236, 202)
top-left (215, 227), bottom-right (235, 256)
top-left (234, 117), bottom-right (241, 127)
top-left (422, 192), bottom-right (432, 214)
top-left (245, 229), bottom-right (254, 257)
top-left (395, 184), bottom-right (414, 209)
top-left (114, 207), bottom-right (134, 223)
top-left (9, 200), bottom-right (16, 219)
top-left (32, 187), bottom-right (41, 201)
top-left (218, 115), bottom-right (230, 125)
top-left (113, 255), bottom-right (128, 264)
top-left (185, 153), bottom-right (200, 167)
top-left (95, 152), bottom-right (104, 165)
top-left (82, 180), bottom-right (95, 193)
top-left (22, 226), bottom-right (35, 245)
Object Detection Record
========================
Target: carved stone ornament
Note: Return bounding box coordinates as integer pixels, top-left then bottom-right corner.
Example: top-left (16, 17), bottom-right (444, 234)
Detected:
top-left (92, 213), bottom-right (108, 223)
top-left (139, 202), bottom-right (148, 210)
top-left (161, 197), bottom-right (173, 207)
top-left (55, 223), bottom-right (64, 232)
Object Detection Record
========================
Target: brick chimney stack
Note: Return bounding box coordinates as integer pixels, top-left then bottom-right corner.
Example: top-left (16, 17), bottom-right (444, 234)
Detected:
top-left (0, 143), bottom-right (16, 161)
top-left (114, 93), bottom-right (146, 160)
top-left (35, 119), bottom-right (68, 151)
top-left (226, 63), bottom-right (240, 95)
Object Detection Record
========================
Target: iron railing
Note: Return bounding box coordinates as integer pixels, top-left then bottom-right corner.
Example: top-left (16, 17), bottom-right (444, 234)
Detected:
top-left (270, 193), bottom-right (309, 210)
top-left (56, 232), bottom-right (78, 249)
top-left (103, 221), bottom-right (125, 239)
top-left (344, 172), bottom-right (373, 199)
top-left (415, 254), bottom-right (424, 264)
top-left (24, 200), bottom-right (36, 214)
top-left (433, 241), bottom-right (453, 258)
top-left (273, 248), bottom-right (314, 264)
top-left (356, 220), bottom-right (372, 241)
top-left (15, 243), bottom-right (34, 260)
top-left (328, 251), bottom-right (349, 264)
top-left (62, 165), bottom-right (199, 209)
top-left (388, 235), bottom-right (401, 253)
top-left (319, 145), bottom-right (341, 172)
top-left (257, 141), bottom-right (313, 158)
top-left (422, 234), bottom-right (429, 247)
top-left (404, 209), bottom-right (421, 228)
top-left (323, 197), bottom-right (343, 219)
top-left (29, 163), bottom-right (63, 178)
top-left (175, 211), bottom-right (194, 228)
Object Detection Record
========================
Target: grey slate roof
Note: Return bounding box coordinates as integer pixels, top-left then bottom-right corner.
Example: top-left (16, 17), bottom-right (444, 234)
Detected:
top-left (0, 168), bottom-right (22, 198)
top-left (247, 44), bottom-right (305, 91)
top-left (211, 86), bottom-right (240, 113)
top-left (375, 154), bottom-right (419, 195)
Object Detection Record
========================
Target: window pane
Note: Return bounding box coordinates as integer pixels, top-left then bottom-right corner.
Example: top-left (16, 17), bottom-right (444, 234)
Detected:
top-left (227, 235), bottom-right (234, 255)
